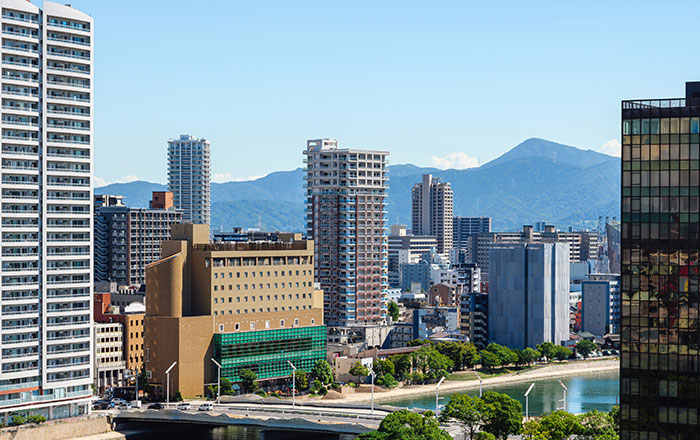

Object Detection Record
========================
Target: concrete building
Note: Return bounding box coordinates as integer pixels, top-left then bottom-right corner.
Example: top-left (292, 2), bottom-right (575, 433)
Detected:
top-left (94, 192), bottom-right (182, 287)
top-left (387, 225), bottom-right (436, 288)
top-left (477, 225), bottom-right (598, 280)
top-left (94, 292), bottom-right (145, 375)
top-left (488, 243), bottom-right (570, 349)
top-left (581, 274), bottom-right (620, 337)
top-left (144, 224), bottom-right (325, 398)
top-left (460, 291), bottom-right (489, 347)
top-left (0, 1), bottom-right (94, 420)
top-left (452, 217), bottom-right (491, 263)
top-left (304, 139), bottom-right (389, 327)
top-left (93, 322), bottom-right (125, 396)
top-left (167, 135), bottom-right (210, 225)
top-left (411, 175), bottom-right (453, 255)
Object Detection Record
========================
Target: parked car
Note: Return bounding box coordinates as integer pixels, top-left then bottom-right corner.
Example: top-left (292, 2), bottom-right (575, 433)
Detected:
top-left (130, 400), bottom-right (142, 409)
top-left (148, 403), bottom-right (165, 410)
top-left (112, 398), bottom-right (128, 406)
top-left (177, 402), bottom-right (191, 411)
top-left (198, 402), bottom-right (214, 411)
top-left (117, 403), bottom-right (131, 410)
top-left (92, 400), bottom-right (113, 410)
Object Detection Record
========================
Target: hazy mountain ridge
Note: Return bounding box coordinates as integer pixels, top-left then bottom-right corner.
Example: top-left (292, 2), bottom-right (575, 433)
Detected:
top-left (96, 138), bottom-right (620, 232)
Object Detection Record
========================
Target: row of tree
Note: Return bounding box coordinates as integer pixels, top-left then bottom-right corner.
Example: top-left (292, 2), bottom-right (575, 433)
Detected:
top-left (359, 391), bottom-right (619, 440)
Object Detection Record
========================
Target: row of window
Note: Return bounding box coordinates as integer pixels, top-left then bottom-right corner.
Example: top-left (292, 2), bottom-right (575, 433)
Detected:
top-left (214, 269), bottom-right (310, 279)
top-left (213, 282), bottom-right (312, 292)
top-left (213, 305), bottom-right (313, 315)
top-left (214, 293), bottom-right (312, 303)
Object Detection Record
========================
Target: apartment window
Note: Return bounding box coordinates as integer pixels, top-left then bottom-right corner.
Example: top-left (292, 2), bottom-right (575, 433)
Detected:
top-left (237, 297), bottom-right (241, 302)
top-left (237, 272), bottom-right (240, 278)
top-left (228, 297), bottom-right (232, 303)
top-left (214, 298), bottom-right (218, 303)
top-left (214, 286), bottom-right (218, 291)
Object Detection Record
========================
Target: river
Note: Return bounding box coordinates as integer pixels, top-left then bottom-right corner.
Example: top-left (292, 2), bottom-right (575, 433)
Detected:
top-left (389, 370), bottom-right (620, 416)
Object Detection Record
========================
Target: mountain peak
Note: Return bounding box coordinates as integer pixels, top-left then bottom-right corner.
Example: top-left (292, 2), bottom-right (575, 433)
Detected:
top-left (481, 137), bottom-right (616, 169)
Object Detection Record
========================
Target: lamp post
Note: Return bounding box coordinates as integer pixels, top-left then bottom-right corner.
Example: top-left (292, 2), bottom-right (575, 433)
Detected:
top-left (287, 360), bottom-right (297, 408)
top-left (558, 380), bottom-right (568, 412)
top-left (211, 358), bottom-right (222, 405)
top-left (435, 376), bottom-right (445, 417)
top-left (473, 371), bottom-right (482, 397)
top-left (367, 366), bottom-right (376, 415)
top-left (165, 361), bottom-right (177, 406)
top-left (524, 383), bottom-right (535, 421)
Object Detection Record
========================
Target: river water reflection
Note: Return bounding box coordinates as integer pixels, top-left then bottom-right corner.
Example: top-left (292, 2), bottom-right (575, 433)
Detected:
top-left (388, 370), bottom-right (620, 416)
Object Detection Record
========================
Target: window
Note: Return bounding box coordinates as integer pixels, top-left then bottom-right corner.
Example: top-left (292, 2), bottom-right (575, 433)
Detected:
top-left (235, 323), bottom-right (240, 331)
top-left (250, 322), bottom-right (255, 330)
top-left (265, 320), bottom-right (270, 329)
top-left (280, 319), bottom-right (285, 327)
top-left (294, 318), bottom-right (299, 327)
top-left (218, 324), bottom-right (224, 332)
top-left (311, 319), bottom-right (315, 325)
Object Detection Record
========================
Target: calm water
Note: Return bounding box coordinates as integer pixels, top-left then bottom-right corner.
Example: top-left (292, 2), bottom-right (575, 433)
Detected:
top-left (389, 370), bottom-right (620, 416)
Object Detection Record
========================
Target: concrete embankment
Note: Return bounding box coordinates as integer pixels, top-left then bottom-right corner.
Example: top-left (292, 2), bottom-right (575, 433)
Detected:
top-left (0, 415), bottom-right (124, 440)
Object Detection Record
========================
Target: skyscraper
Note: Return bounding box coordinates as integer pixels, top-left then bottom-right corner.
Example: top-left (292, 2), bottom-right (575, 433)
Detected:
top-left (620, 82), bottom-right (700, 437)
top-left (412, 174), bottom-right (453, 255)
top-left (452, 216), bottom-right (491, 263)
top-left (167, 134), bottom-right (210, 224)
top-left (0, 0), bottom-right (93, 419)
top-left (304, 139), bottom-right (389, 327)
top-left (488, 243), bottom-right (570, 349)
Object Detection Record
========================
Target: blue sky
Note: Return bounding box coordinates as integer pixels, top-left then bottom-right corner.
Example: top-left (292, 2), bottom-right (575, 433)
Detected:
top-left (41, 0), bottom-right (700, 185)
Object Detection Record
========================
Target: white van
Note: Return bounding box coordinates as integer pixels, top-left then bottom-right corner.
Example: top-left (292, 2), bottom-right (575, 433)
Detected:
top-left (199, 402), bottom-right (214, 411)
top-left (130, 400), bottom-right (142, 409)
top-left (177, 402), bottom-right (191, 411)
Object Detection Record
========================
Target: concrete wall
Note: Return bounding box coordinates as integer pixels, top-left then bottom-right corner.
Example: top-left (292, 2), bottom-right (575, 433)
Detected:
top-left (0, 416), bottom-right (113, 440)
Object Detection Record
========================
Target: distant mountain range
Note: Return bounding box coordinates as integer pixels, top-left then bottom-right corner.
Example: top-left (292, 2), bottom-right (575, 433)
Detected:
top-left (96, 138), bottom-right (620, 232)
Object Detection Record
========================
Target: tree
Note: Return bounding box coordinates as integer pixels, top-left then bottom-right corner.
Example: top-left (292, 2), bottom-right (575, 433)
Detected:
top-left (436, 342), bottom-right (467, 370)
top-left (479, 350), bottom-right (501, 370)
top-left (137, 365), bottom-right (152, 396)
top-left (388, 301), bottom-right (400, 322)
top-left (520, 347), bottom-right (541, 366)
top-left (295, 370), bottom-right (309, 391)
top-left (311, 359), bottom-right (333, 385)
top-left (407, 339), bottom-right (429, 347)
top-left (349, 361), bottom-right (369, 383)
top-left (174, 390), bottom-right (183, 402)
top-left (380, 373), bottom-right (398, 388)
top-left (553, 345), bottom-right (572, 362)
top-left (609, 405), bottom-right (619, 435)
top-left (439, 393), bottom-right (485, 440)
top-left (220, 377), bottom-right (233, 395)
top-left (537, 342), bottom-right (556, 362)
top-left (575, 340), bottom-right (597, 359)
top-left (486, 343), bottom-right (516, 368)
top-left (390, 353), bottom-right (413, 380)
top-left (481, 391), bottom-right (523, 440)
top-left (239, 369), bottom-right (259, 394)
top-left (577, 409), bottom-right (617, 440)
top-left (463, 343), bottom-right (481, 369)
top-left (413, 346), bottom-right (453, 378)
top-left (374, 359), bottom-right (395, 376)
top-left (536, 410), bottom-right (581, 440)
top-left (357, 409), bottom-right (452, 440)
top-left (474, 433), bottom-right (496, 440)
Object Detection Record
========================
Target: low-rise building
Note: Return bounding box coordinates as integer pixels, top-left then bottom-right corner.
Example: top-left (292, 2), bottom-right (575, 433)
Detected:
top-left (94, 322), bottom-right (126, 396)
top-left (582, 274), bottom-right (621, 337)
top-left (144, 224), bottom-right (326, 398)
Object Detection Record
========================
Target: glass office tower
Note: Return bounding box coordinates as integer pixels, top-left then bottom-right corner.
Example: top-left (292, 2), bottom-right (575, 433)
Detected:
top-left (621, 82), bottom-right (700, 440)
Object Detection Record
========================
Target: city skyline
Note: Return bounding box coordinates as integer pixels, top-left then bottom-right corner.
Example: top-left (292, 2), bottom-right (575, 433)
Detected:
top-left (38, 1), bottom-right (700, 186)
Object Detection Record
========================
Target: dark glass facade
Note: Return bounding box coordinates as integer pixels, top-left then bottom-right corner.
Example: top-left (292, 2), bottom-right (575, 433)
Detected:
top-left (621, 84), bottom-right (700, 440)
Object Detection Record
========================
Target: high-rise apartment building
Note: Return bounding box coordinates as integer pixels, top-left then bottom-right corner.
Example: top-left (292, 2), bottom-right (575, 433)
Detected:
top-left (304, 139), bottom-right (389, 327)
top-left (388, 225), bottom-right (437, 288)
top-left (488, 243), bottom-right (570, 349)
top-left (620, 82), bottom-right (700, 437)
top-left (167, 134), bottom-right (210, 224)
top-left (144, 224), bottom-right (325, 398)
top-left (412, 174), bottom-right (453, 255)
top-left (94, 191), bottom-right (182, 287)
top-left (0, 0), bottom-right (93, 419)
top-left (452, 216), bottom-right (491, 263)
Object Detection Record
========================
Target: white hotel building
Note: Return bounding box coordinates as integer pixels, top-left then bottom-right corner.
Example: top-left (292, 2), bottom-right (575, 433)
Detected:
top-left (0, 0), bottom-right (93, 419)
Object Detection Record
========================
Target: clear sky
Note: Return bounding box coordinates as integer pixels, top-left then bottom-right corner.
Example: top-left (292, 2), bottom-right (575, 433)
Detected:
top-left (40, 0), bottom-right (700, 185)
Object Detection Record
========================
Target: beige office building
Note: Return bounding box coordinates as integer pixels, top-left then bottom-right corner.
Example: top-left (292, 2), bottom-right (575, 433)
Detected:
top-left (144, 224), bottom-right (325, 399)
top-left (412, 174), bottom-right (453, 255)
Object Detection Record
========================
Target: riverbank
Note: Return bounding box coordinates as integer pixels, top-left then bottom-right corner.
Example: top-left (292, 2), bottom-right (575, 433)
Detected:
top-left (0, 415), bottom-right (122, 440)
top-left (341, 358), bottom-right (619, 404)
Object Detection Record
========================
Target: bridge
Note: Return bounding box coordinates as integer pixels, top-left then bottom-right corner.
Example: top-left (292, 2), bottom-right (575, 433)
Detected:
top-left (107, 401), bottom-right (392, 439)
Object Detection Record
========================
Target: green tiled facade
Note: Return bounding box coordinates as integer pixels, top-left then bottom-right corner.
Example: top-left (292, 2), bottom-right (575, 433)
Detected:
top-left (213, 326), bottom-right (326, 382)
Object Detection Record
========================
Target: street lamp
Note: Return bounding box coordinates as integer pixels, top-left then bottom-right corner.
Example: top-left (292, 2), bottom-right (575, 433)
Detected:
top-left (524, 383), bottom-right (535, 421)
top-left (165, 361), bottom-right (177, 406)
top-left (558, 380), bottom-right (568, 412)
top-left (211, 358), bottom-right (222, 405)
top-left (367, 365), bottom-right (376, 415)
top-left (435, 376), bottom-right (445, 417)
top-left (473, 371), bottom-right (482, 397)
top-left (287, 360), bottom-right (297, 408)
